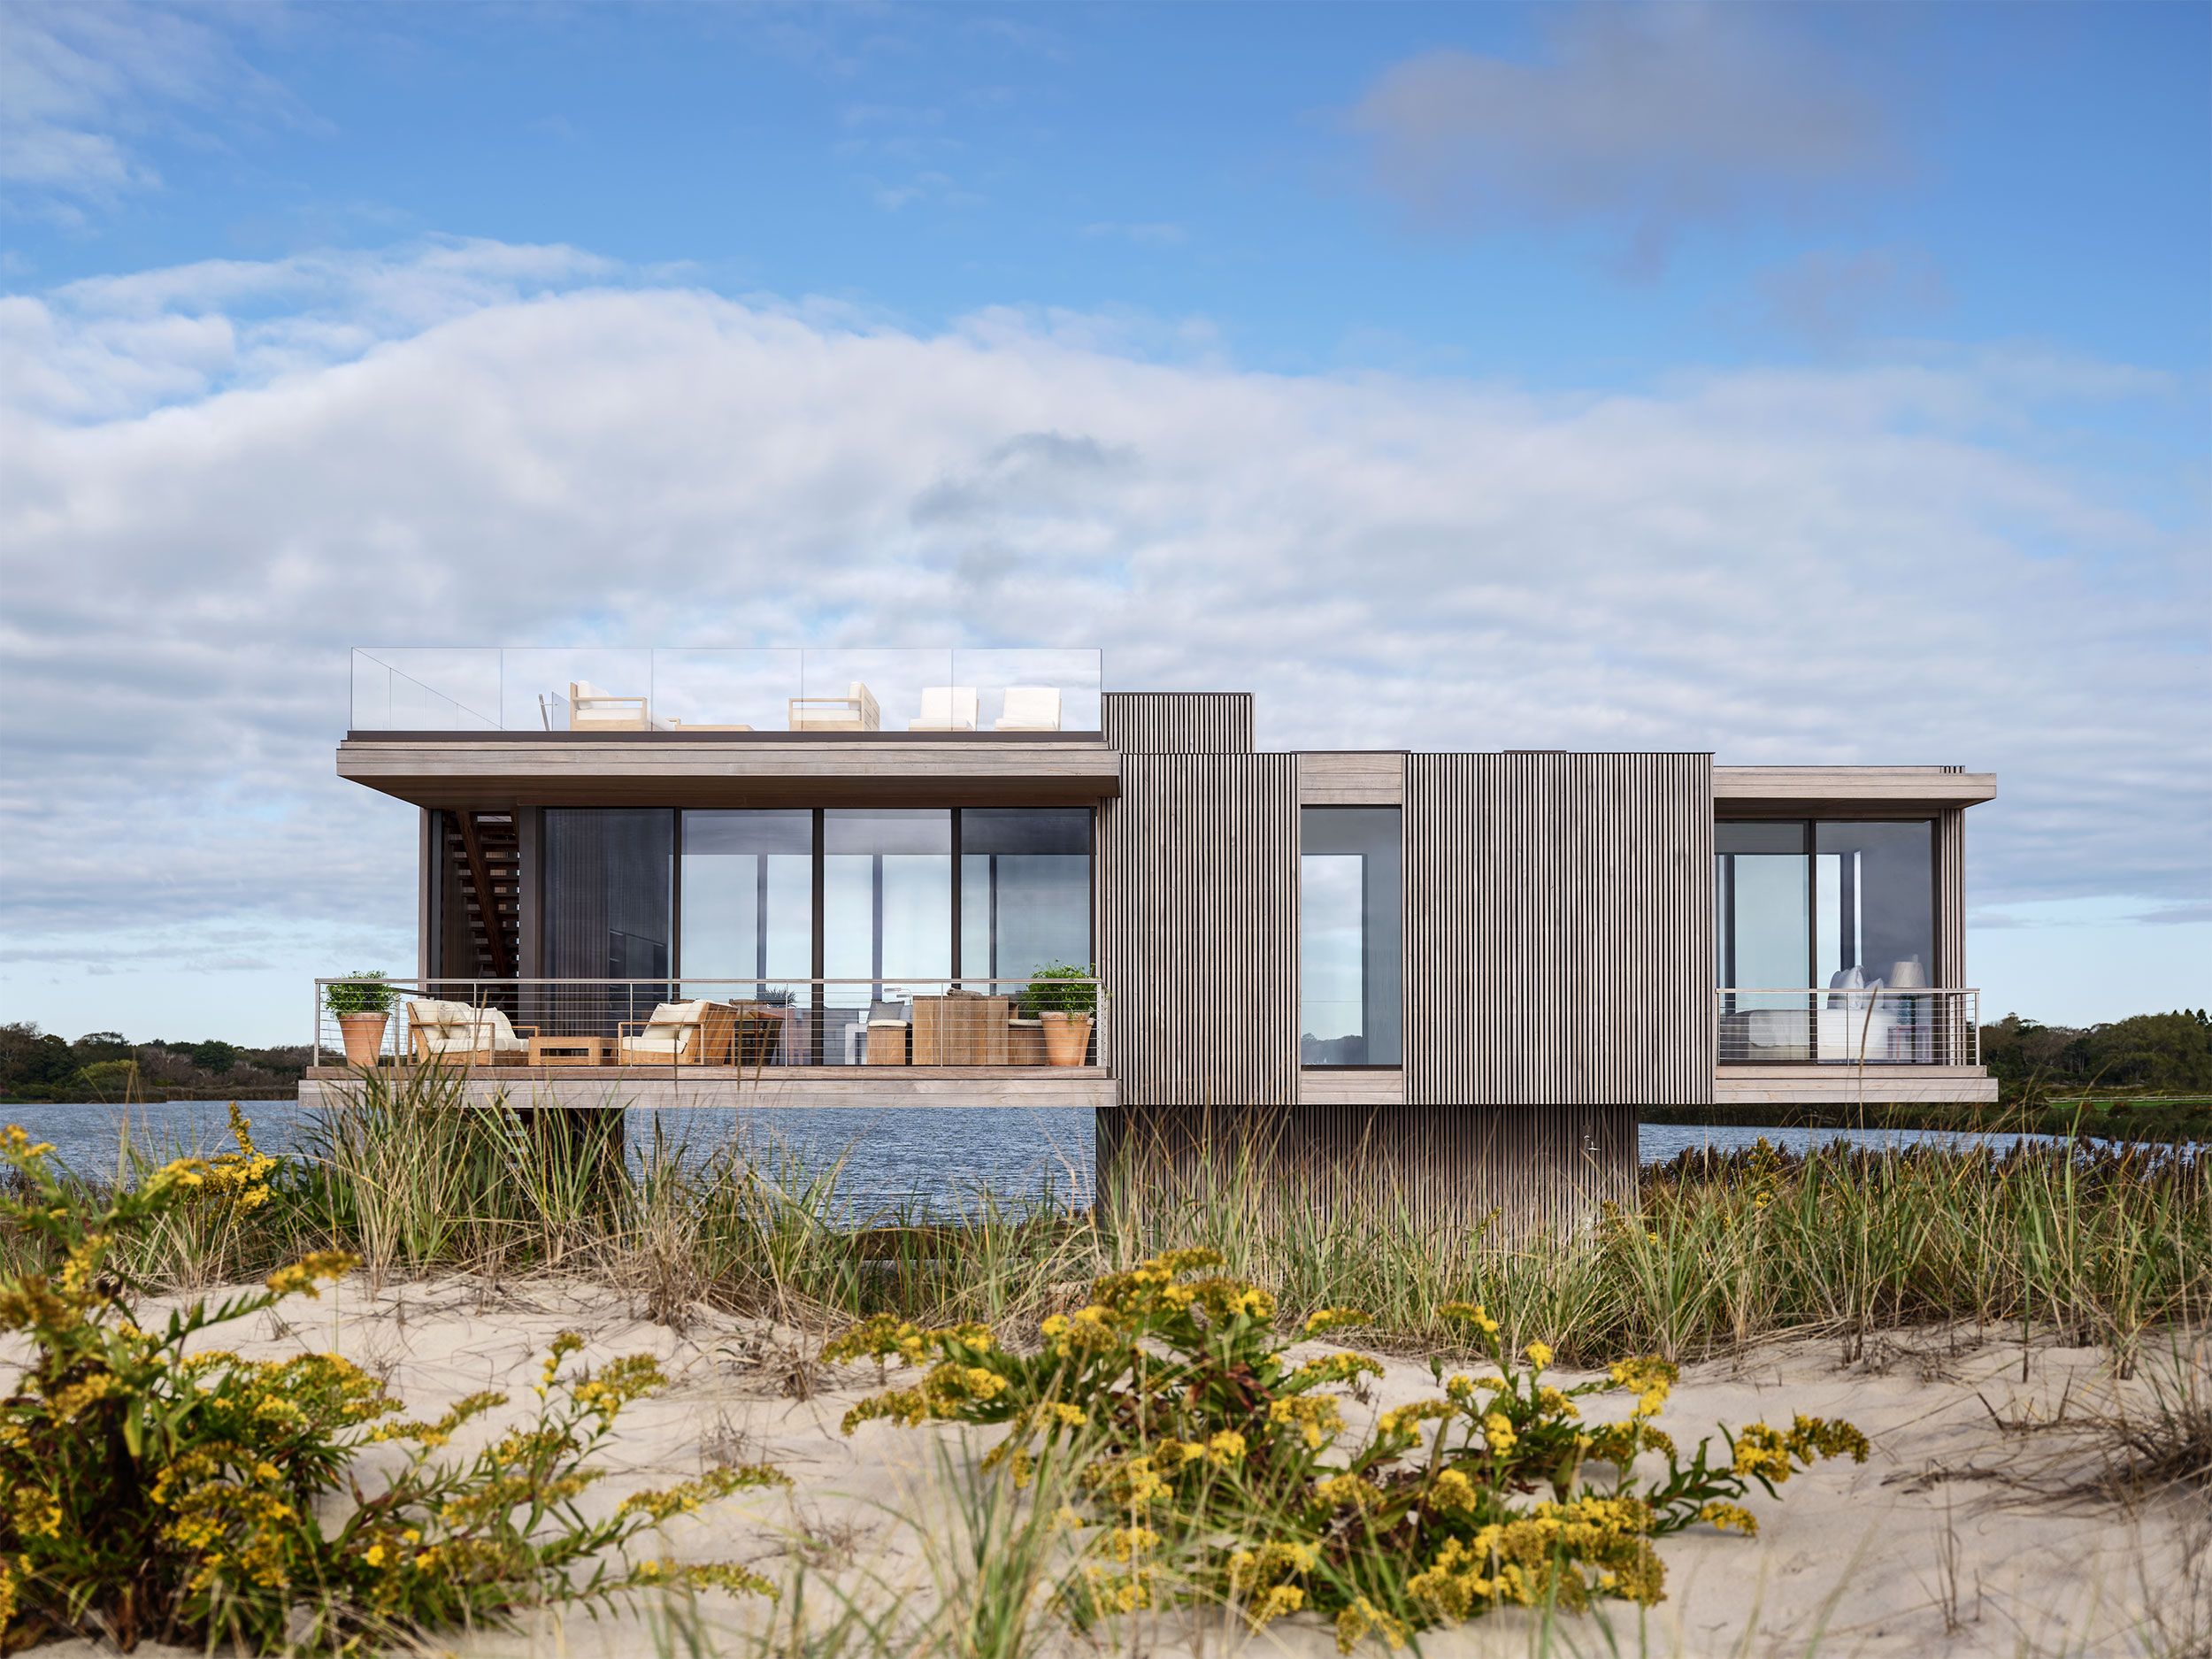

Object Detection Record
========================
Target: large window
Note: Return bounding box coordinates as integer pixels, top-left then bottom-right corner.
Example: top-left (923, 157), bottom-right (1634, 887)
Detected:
top-left (542, 809), bottom-right (676, 1036)
top-left (1716, 819), bottom-right (1934, 990)
top-left (823, 810), bottom-right (954, 993)
top-left (1716, 818), bottom-right (1937, 1064)
top-left (543, 809), bottom-right (674, 980)
top-left (536, 809), bottom-right (1092, 1034)
top-left (960, 808), bottom-right (1092, 987)
top-left (679, 810), bottom-right (812, 987)
top-left (1300, 808), bottom-right (1402, 1066)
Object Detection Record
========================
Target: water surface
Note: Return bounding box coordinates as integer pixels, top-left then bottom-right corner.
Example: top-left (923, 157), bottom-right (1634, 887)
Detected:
top-left (9, 1099), bottom-right (2143, 1220)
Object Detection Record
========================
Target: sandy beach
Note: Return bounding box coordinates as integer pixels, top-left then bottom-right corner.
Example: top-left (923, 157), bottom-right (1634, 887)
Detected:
top-left (15, 1275), bottom-right (2202, 1659)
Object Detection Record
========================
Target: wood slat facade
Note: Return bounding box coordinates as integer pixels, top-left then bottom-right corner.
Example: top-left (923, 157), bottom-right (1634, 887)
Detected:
top-left (1938, 805), bottom-right (1966, 986)
top-left (1297, 751), bottom-right (1406, 805)
top-left (1101, 691), bottom-right (1255, 755)
top-left (1403, 751), bottom-right (1714, 1106)
top-left (1096, 752), bottom-right (1300, 1107)
top-left (1095, 1102), bottom-right (1640, 1238)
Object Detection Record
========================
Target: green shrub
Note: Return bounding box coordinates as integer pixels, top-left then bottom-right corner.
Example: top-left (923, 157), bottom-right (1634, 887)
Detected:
top-left (826, 1248), bottom-right (1865, 1650)
top-left (325, 974), bottom-right (396, 1018)
top-left (0, 1122), bottom-right (784, 1653)
top-left (1019, 965), bottom-right (1097, 1019)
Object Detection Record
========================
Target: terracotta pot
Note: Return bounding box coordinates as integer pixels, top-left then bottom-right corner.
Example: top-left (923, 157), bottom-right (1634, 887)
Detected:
top-left (338, 1012), bottom-right (389, 1068)
top-left (1040, 1011), bottom-right (1093, 1067)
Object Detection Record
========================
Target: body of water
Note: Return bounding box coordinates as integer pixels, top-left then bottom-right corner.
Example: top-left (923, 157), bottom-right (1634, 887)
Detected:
top-left (4, 1099), bottom-right (2146, 1220)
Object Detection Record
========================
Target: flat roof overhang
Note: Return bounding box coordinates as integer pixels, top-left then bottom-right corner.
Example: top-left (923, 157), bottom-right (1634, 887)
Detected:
top-left (1714, 765), bottom-right (1996, 816)
top-left (336, 730), bottom-right (1122, 809)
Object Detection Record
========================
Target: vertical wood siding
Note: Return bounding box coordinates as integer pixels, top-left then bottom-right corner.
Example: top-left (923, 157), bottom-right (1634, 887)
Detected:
top-left (1097, 752), bottom-right (1300, 1105)
top-left (1937, 806), bottom-right (1966, 986)
top-left (1097, 1102), bottom-right (1639, 1240)
top-left (1102, 691), bottom-right (1256, 754)
top-left (1403, 751), bottom-right (1714, 1106)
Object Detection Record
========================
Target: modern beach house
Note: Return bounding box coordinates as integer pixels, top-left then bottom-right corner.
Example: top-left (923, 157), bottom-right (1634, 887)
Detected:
top-left (311, 648), bottom-right (1998, 1225)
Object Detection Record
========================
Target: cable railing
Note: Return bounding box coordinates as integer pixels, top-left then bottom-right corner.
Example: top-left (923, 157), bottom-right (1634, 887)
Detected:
top-left (348, 649), bottom-right (1103, 735)
top-left (1717, 987), bottom-right (1979, 1067)
top-left (313, 978), bottom-right (1107, 1072)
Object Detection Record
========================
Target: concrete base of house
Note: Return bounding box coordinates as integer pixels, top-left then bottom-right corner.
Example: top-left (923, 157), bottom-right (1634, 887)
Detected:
top-left (298, 1065), bottom-right (1117, 1111)
top-left (1714, 1066), bottom-right (2001, 1106)
top-left (1095, 1102), bottom-right (1640, 1239)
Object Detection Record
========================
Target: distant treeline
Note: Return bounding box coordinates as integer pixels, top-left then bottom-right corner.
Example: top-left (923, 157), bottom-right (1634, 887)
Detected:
top-left (0, 1023), bottom-right (311, 1104)
top-left (1, 1010), bottom-right (2207, 1110)
top-left (1981, 1008), bottom-right (2212, 1100)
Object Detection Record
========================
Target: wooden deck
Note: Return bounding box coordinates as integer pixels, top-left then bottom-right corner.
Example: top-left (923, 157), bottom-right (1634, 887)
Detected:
top-left (1715, 1065), bottom-right (2000, 1105)
top-left (300, 1065), bottom-right (1116, 1110)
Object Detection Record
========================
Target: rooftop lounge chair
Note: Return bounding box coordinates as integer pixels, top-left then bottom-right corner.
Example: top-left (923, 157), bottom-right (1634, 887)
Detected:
top-left (569, 680), bottom-right (655, 732)
top-left (406, 998), bottom-right (534, 1064)
top-left (788, 682), bottom-right (880, 732)
top-left (995, 686), bottom-right (1062, 731)
top-left (910, 686), bottom-right (979, 731)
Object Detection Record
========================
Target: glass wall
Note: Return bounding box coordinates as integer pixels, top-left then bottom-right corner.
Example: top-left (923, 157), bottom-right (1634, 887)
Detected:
top-left (1300, 808), bottom-right (1402, 1066)
top-left (679, 811), bottom-right (813, 987)
top-left (542, 810), bottom-right (676, 1038)
top-left (1715, 823), bottom-right (1811, 989)
top-left (1716, 818), bottom-right (1937, 1064)
top-left (533, 808), bottom-right (1093, 1061)
top-left (1717, 820), bottom-right (1935, 992)
top-left (960, 808), bottom-right (1092, 985)
top-left (543, 810), bottom-right (675, 979)
top-left (1815, 821), bottom-right (1934, 990)
top-left (822, 810), bottom-right (953, 990)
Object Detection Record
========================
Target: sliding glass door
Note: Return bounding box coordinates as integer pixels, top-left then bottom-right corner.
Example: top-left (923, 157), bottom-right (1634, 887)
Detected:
top-left (1717, 818), bottom-right (1936, 1063)
top-left (679, 810), bottom-right (813, 988)
top-left (958, 807), bottom-right (1092, 987)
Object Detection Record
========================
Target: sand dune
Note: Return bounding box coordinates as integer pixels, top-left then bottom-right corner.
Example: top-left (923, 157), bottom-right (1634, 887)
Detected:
top-left (22, 1278), bottom-right (2204, 1658)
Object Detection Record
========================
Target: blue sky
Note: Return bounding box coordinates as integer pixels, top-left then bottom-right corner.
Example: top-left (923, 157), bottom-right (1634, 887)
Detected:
top-left (0, 0), bottom-right (2207, 1042)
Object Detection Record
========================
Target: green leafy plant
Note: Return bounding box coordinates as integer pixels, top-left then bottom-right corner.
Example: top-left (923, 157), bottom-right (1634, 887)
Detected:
top-left (325, 973), bottom-right (396, 1018)
top-left (1019, 965), bottom-right (1097, 1019)
top-left (0, 1121), bottom-right (784, 1653)
top-left (825, 1248), bottom-right (1866, 1651)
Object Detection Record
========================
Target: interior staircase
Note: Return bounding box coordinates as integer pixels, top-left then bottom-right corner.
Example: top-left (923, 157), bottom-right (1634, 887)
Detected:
top-left (442, 810), bottom-right (520, 979)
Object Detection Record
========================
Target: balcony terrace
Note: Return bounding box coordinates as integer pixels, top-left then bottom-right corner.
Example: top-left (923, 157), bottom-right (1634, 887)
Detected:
top-left (303, 976), bottom-right (1113, 1111)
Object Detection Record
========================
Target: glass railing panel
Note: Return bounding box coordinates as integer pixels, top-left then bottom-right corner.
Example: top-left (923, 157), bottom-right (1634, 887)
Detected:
top-left (798, 649), bottom-right (956, 733)
top-left (951, 648), bottom-right (1102, 733)
top-left (348, 647), bottom-right (1102, 734)
top-left (497, 648), bottom-right (657, 731)
top-left (653, 649), bottom-right (802, 732)
top-left (316, 976), bottom-right (1103, 1069)
top-left (350, 648), bottom-right (503, 731)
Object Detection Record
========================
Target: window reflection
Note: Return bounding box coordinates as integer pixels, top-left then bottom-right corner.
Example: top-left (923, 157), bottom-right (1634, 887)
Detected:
top-left (1300, 808), bottom-right (1402, 1066)
top-left (959, 808), bottom-right (1091, 987)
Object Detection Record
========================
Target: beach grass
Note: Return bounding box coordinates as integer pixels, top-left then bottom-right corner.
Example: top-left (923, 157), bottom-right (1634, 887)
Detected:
top-left (18, 1069), bottom-right (2202, 1373)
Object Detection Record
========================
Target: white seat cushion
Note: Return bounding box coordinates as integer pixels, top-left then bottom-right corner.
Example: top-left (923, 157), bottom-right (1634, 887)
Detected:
top-left (646, 1000), bottom-right (706, 1026)
top-left (995, 686), bottom-right (1062, 730)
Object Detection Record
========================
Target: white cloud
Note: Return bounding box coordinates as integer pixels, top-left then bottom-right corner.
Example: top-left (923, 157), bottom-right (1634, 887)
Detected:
top-left (0, 241), bottom-right (2205, 1035)
top-left (0, 0), bottom-right (302, 220)
top-left (1348, 4), bottom-right (1896, 272)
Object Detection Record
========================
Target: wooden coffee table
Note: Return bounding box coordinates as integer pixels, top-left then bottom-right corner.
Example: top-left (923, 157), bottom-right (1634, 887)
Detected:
top-left (529, 1034), bottom-right (612, 1066)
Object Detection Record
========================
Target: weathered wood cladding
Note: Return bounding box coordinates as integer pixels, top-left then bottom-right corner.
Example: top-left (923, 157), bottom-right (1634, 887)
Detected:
top-left (1403, 752), bottom-right (1715, 1106)
top-left (1096, 1102), bottom-right (1639, 1238)
top-left (1097, 753), bottom-right (1299, 1106)
top-left (1102, 692), bottom-right (1255, 755)
top-left (1297, 751), bottom-right (1406, 805)
top-left (1938, 806), bottom-right (1966, 986)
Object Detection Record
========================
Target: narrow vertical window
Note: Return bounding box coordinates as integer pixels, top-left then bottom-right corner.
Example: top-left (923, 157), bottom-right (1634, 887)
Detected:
top-left (1300, 808), bottom-right (1402, 1066)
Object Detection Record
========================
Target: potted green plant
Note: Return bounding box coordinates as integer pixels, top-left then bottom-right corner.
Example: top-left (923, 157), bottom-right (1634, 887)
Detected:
top-left (326, 972), bottom-right (396, 1067)
top-left (1021, 964), bottom-right (1098, 1067)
